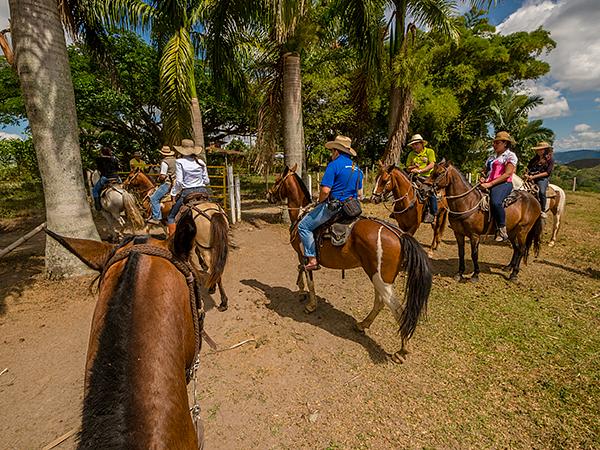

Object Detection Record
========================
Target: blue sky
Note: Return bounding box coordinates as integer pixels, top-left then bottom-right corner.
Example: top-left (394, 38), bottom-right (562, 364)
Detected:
top-left (1, 0), bottom-right (599, 151)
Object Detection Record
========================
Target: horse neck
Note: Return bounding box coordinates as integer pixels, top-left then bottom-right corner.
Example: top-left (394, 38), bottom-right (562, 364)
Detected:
top-left (136, 173), bottom-right (155, 193)
top-left (81, 256), bottom-right (195, 447)
top-left (392, 169), bottom-right (414, 200)
top-left (446, 166), bottom-right (480, 207)
top-left (286, 176), bottom-right (309, 223)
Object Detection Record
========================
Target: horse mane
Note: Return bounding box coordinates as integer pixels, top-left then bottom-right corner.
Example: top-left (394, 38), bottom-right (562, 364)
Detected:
top-left (78, 251), bottom-right (141, 448)
top-left (292, 173), bottom-right (312, 204)
top-left (448, 163), bottom-right (473, 187)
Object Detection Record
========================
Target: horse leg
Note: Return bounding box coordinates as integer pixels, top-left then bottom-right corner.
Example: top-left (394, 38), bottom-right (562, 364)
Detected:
top-left (454, 232), bottom-right (466, 282)
top-left (549, 209), bottom-right (560, 247)
top-left (508, 236), bottom-right (524, 281)
top-left (372, 273), bottom-right (407, 363)
top-left (216, 279), bottom-right (228, 312)
top-left (304, 270), bottom-right (318, 313)
top-left (355, 289), bottom-right (384, 332)
top-left (504, 241), bottom-right (518, 271)
top-left (469, 235), bottom-right (481, 283)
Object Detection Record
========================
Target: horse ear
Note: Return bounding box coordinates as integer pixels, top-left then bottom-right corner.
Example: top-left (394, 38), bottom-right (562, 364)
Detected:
top-left (438, 158), bottom-right (447, 166)
top-left (378, 160), bottom-right (384, 168)
top-left (172, 210), bottom-right (197, 259)
top-left (290, 163), bottom-right (298, 174)
top-left (386, 164), bottom-right (395, 173)
top-left (45, 229), bottom-right (115, 271)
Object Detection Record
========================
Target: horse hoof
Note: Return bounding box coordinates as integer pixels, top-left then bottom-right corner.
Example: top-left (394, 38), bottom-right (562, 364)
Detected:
top-left (469, 276), bottom-right (479, 283)
top-left (427, 250), bottom-right (434, 258)
top-left (217, 303), bottom-right (228, 312)
top-left (548, 241), bottom-right (555, 247)
top-left (304, 303), bottom-right (317, 314)
top-left (354, 321), bottom-right (367, 333)
top-left (502, 265), bottom-right (513, 272)
top-left (390, 350), bottom-right (407, 364)
top-left (454, 274), bottom-right (464, 282)
top-left (508, 274), bottom-right (518, 282)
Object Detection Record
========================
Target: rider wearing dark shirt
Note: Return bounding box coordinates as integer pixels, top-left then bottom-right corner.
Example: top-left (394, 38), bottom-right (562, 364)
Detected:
top-left (525, 141), bottom-right (554, 217)
top-left (92, 147), bottom-right (120, 211)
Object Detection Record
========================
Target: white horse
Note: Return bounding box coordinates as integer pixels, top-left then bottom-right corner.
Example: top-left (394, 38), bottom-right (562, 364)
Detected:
top-left (512, 174), bottom-right (566, 247)
top-left (86, 169), bottom-right (146, 239)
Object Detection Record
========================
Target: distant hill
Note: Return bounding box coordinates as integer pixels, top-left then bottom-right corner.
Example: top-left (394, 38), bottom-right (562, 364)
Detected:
top-left (554, 150), bottom-right (600, 164)
top-left (567, 158), bottom-right (600, 169)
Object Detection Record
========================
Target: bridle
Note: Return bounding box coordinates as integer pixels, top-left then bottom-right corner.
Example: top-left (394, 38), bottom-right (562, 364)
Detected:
top-left (372, 169), bottom-right (417, 215)
top-left (268, 170), bottom-right (295, 203)
top-left (431, 165), bottom-right (486, 218)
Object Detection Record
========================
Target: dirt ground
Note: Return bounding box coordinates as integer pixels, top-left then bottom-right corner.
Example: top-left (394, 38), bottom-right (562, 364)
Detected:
top-left (1, 198), bottom-right (599, 449)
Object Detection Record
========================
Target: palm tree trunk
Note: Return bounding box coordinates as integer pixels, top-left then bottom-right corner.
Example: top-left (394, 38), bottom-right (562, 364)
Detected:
top-left (282, 52), bottom-right (305, 177)
top-left (9, 0), bottom-right (100, 278)
top-left (383, 86), bottom-right (414, 166)
top-left (190, 97), bottom-right (206, 162)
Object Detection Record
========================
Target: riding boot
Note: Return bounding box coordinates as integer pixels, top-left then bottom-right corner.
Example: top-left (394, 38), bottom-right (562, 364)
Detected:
top-left (167, 223), bottom-right (177, 236)
top-left (495, 226), bottom-right (508, 242)
top-left (94, 197), bottom-right (102, 211)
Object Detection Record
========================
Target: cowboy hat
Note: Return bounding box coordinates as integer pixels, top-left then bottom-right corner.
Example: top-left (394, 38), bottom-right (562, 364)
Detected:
top-left (324, 135), bottom-right (356, 157)
top-left (492, 131), bottom-right (516, 145)
top-left (532, 141), bottom-right (553, 151)
top-left (133, 151), bottom-right (142, 157)
top-left (159, 145), bottom-right (175, 156)
top-left (174, 139), bottom-right (204, 156)
top-left (407, 134), bottom-right (428, 146)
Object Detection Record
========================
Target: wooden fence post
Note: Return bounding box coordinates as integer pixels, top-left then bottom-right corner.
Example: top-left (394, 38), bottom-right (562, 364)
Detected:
top-left (234, 175), bottom-right (241, 222)
top-left (227, 165), bottom-right (236, 224)
top-left (572, 177), bottom-right (577, 192)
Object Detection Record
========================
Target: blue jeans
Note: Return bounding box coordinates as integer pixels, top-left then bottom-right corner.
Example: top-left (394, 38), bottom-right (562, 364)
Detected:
top-left (430, 194), bottom-right (438, 215)
top-left (535, 178), bottom-right (549, 212)
top-left (92, 176), bottom-right (109, 200)
top-left (150, 182), bottom-right (171, 220)
top-left (489, 182), bottom-right (513, 227)
top-left (167, 186), bottom-right (210, 224)
top-left (298, 201), bottom-right (342, 258)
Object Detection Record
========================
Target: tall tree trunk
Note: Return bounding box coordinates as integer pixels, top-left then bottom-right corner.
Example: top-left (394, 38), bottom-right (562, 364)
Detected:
top-left (190, 97), bottom-right (206, 163)
top-left (282, 52), bottom-right (305, 177)
top-left (382, 86), bottom-right (414, 166)
top-left (9, 0), bottom-right (100, 278)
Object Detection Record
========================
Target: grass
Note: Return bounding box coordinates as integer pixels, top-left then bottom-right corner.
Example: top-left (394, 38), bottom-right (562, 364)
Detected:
top-left (0, 177), bottom-right (44, 220)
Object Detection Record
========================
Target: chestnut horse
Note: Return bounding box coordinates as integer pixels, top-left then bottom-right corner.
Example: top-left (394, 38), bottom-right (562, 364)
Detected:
top-left (512, 174), bottom-right (566, 247)
top-left (371, 163), bottom-right (448, 256)
top-left (266, 165), bottom-right (432, 363)
top-left (122, 168), bottom-right (174, 223)
top-left (428, 161), bottom-right (542, 281)
top-left (45, 211), bottom-right (205, 449)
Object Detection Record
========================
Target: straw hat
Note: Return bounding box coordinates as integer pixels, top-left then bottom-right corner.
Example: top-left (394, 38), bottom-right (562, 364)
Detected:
top-left (133, 151), bottom-right (142, 157)
top-left (532, 141), bottom-right (553, 151)
top-left (174, 139), bottom-right (204, 156)
top-left (324, 135), bottom-right (356, 157)
top-left (493, 131), bottom-right (515, 145)
top-left (159, 145), bottom-right (175, 157)
top-left (407, 134), bottom-right (428, 146)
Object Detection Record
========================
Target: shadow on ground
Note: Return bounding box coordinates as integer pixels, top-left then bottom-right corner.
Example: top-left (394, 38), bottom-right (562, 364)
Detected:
top-left (241, 278), bottom-right (390, 364)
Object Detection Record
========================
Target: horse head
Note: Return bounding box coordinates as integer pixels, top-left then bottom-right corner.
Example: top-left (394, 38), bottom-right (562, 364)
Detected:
top-left (122, 168), bottom-right (142, 190)
top-left (429, 158), bottom-right (451, 190)
top-left (371, 161), bottom-right (396, 204)
top-left (267, 163), bottom-right (297, 204)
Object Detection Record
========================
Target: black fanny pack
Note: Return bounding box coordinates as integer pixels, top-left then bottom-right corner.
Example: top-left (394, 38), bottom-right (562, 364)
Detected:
top-left (341, 196), bottom-right (362, 218)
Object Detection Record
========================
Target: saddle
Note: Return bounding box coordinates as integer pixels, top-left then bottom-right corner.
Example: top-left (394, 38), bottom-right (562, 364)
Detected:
top-left (100, 180), bottom-right (123, 197)
top-left (479, 189), bottom-right (525, 213)
top-left (184, 191), bottom-right (211, 205)
top-left (317, 215), bottom-right (361, 247)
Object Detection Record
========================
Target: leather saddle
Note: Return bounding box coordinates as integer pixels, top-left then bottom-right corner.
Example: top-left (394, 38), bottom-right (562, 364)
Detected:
top-left (315, 215), bottom-right (361, 248)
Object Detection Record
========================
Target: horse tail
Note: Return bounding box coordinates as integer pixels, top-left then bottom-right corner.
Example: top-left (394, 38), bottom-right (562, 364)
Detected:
top-left (398, 233), bottom-right (432, 343)
top-left (206, 213), bottom-right (229, 291)
top-left (524, 214), bottom-right (543, 264)
top-left (121, 190), bottom-right (145, 230)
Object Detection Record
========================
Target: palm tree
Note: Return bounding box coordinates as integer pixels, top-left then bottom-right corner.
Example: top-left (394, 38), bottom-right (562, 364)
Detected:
top-left (9, 0), bottom-right (101, 277)
top-left (489, 90), bottom-right (554, 160)
top-left (339, 0), bottom-right (499, 164)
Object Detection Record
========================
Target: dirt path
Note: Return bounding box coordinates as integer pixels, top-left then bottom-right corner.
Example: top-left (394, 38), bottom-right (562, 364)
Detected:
top-left (1, 199), bottom-right (598, 449)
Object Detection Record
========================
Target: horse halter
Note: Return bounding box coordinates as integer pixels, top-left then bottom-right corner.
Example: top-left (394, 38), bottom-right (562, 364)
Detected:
top-left (372, 172), bottom-right (394, 202)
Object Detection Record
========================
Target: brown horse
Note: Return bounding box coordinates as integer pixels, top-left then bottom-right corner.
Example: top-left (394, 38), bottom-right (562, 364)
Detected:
top-left (371, 162), bottom-right (449, 256)
top-left (45, 211), bottom-right (205, 449)
top-left (428, 161), bottom-right (542, 281)
top-left (122, 168), bottom-right (173, 222)
top-left (266, 165), bottom-right (432, 363)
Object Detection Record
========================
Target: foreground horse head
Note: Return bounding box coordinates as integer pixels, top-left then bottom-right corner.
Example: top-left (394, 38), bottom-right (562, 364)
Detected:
top-left (267, 165), bottom-right (432, 363)
top-left (46, 212), bottom-right (205, 449)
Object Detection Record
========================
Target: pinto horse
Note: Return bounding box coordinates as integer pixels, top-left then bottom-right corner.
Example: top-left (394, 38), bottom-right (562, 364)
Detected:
top-left (122, 168), bottom-right (174, 223)
top-left (371, 162), bottom-right (449, 256)
top-left (428, 161), bottom-right (542, 281)
top-left (45, 212), bottom-right (205, 449)
top-left (266, 165), bottom-right (432, 363)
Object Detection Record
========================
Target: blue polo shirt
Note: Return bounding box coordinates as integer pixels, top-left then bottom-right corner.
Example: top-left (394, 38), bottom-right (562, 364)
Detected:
top-left (321, 153), bottom-right (363, 201)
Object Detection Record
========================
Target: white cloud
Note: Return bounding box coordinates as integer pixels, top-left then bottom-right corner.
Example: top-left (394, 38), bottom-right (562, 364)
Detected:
top-left (574, 123), bottom-right (591, 132)
top-left (0, 131), bottom-right (22, 140)
top-left (556, 124), bottom-right (600, 150)
top-left (0, 0), bottom-right (8, 30)
top-left (497, 0), bottom-right (600, 92)
top-left (519, 81), bottom-right (570, 118)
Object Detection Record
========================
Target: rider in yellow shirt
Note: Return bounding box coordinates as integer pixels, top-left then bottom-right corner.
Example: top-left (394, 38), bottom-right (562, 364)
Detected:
top-left (405, 134), bottom-right (437, 223)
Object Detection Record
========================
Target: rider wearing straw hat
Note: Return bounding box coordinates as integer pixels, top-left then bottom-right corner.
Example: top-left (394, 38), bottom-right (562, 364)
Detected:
top-left (147, 145), bottom-right (177, 225)
top-left (298, 135), bottom-right (363, 271)
top-left (166, 139), bottom-right (210, 234)
top-left (480, 131), bottom-right (518, 242)
top-left (525, 141), bottom-right (554, 218)
top-left (405, 134), bottom-right (437, 223)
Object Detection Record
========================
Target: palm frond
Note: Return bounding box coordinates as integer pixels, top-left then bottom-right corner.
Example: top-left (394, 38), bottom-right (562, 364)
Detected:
top-left (407, 0), bottom-right (460, 43)
top-left (159, 26), bottom-right (195, 144)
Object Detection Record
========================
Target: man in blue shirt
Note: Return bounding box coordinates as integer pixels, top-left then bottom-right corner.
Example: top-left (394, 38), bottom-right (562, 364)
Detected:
top-left (298, 135), bottom-right (363, 271)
